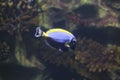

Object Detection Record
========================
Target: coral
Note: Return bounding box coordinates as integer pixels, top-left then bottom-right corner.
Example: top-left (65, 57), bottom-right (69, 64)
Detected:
top-left (107, 44), bottom-right (120, 66)
top-left (0, 0), bottom-right (46, 69)
top-left (2, 32), bottom-right (118, 79)
top-left (36, 37), bottom-right (120, 79)
top-left (75, 38), bottom-right (120, 72)
top-left (0, 0), bottom-right (40, 34)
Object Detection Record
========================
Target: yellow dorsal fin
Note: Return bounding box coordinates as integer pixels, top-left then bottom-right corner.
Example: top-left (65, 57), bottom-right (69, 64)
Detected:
top-left (46, 28), bottom-right (72, 35)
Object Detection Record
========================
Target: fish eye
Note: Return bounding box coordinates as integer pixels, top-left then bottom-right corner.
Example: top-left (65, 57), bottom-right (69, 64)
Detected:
top-left (70, 41), bottom-right (76, 50)
top-left (70, 40), bottom-right (76, 46)
top-left (70, 38), bottom-right (76, 45)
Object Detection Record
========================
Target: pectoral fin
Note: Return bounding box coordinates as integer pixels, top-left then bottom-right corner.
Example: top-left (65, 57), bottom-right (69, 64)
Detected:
top-left (65, 42), bottom-right (70, 48)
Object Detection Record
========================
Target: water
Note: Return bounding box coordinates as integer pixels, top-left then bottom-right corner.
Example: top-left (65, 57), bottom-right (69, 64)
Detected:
top-left (0, 0), bottom-right (120, 80)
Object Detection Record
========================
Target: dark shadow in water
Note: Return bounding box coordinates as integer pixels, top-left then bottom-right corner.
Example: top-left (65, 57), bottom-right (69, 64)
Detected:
top-left (0, 31), bottom-right (15, 61)
top-left (44, 64), bottom-right (90, 80)
top-left (47, 7), bottom-right (66, 29)
top-left (73, 25), bottom-right (120, 45)
top-left (52, 20), bottom-right (66, 29)
top-left (74, 4), bottom-right (98, 19)
top-left (0, 63), bottom-right (41, 80)
top-left (44, 63), bottom-right (111, 80)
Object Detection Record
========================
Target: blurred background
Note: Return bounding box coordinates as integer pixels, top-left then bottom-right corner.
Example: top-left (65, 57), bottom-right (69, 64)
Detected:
top-left (0, 0), bottom-right (120, 80)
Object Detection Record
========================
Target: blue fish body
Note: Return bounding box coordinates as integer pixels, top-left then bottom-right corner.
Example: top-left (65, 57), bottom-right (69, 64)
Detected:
top-left (47, 31), bottom-right (75, 43)
top-left (35, 27), bottom-right (76, 52)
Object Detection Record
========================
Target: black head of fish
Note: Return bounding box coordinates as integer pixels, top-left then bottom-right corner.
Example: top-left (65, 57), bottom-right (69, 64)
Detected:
top-left (69, 38), bottom-right (76, 51)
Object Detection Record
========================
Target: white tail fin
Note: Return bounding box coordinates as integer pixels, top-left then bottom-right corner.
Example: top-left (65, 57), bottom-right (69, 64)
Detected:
top-left (35, 27), bottom-right (43, 37)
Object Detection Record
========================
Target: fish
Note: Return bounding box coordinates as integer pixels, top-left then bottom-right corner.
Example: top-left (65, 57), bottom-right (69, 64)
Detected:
top-left (35, 27), bottom-right (76, 52)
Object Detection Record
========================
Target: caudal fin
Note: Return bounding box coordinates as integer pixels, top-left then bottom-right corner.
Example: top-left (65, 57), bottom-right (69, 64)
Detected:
top-left (35, 27), bottom-right (47, 38)
top-left (35, 27), bottom-right (43, 37)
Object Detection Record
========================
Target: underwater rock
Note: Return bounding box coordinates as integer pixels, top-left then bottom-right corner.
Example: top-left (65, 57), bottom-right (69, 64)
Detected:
top-left (35, 36), bottom-right (117, 79)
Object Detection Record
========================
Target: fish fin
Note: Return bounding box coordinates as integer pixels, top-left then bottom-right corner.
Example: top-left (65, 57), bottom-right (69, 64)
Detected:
top-left (35, 27), bottom-right (47, 37)
top-left (45, 40), bottom-right (53, 48)
top-left (65, 42), bottom-right (70, 48)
